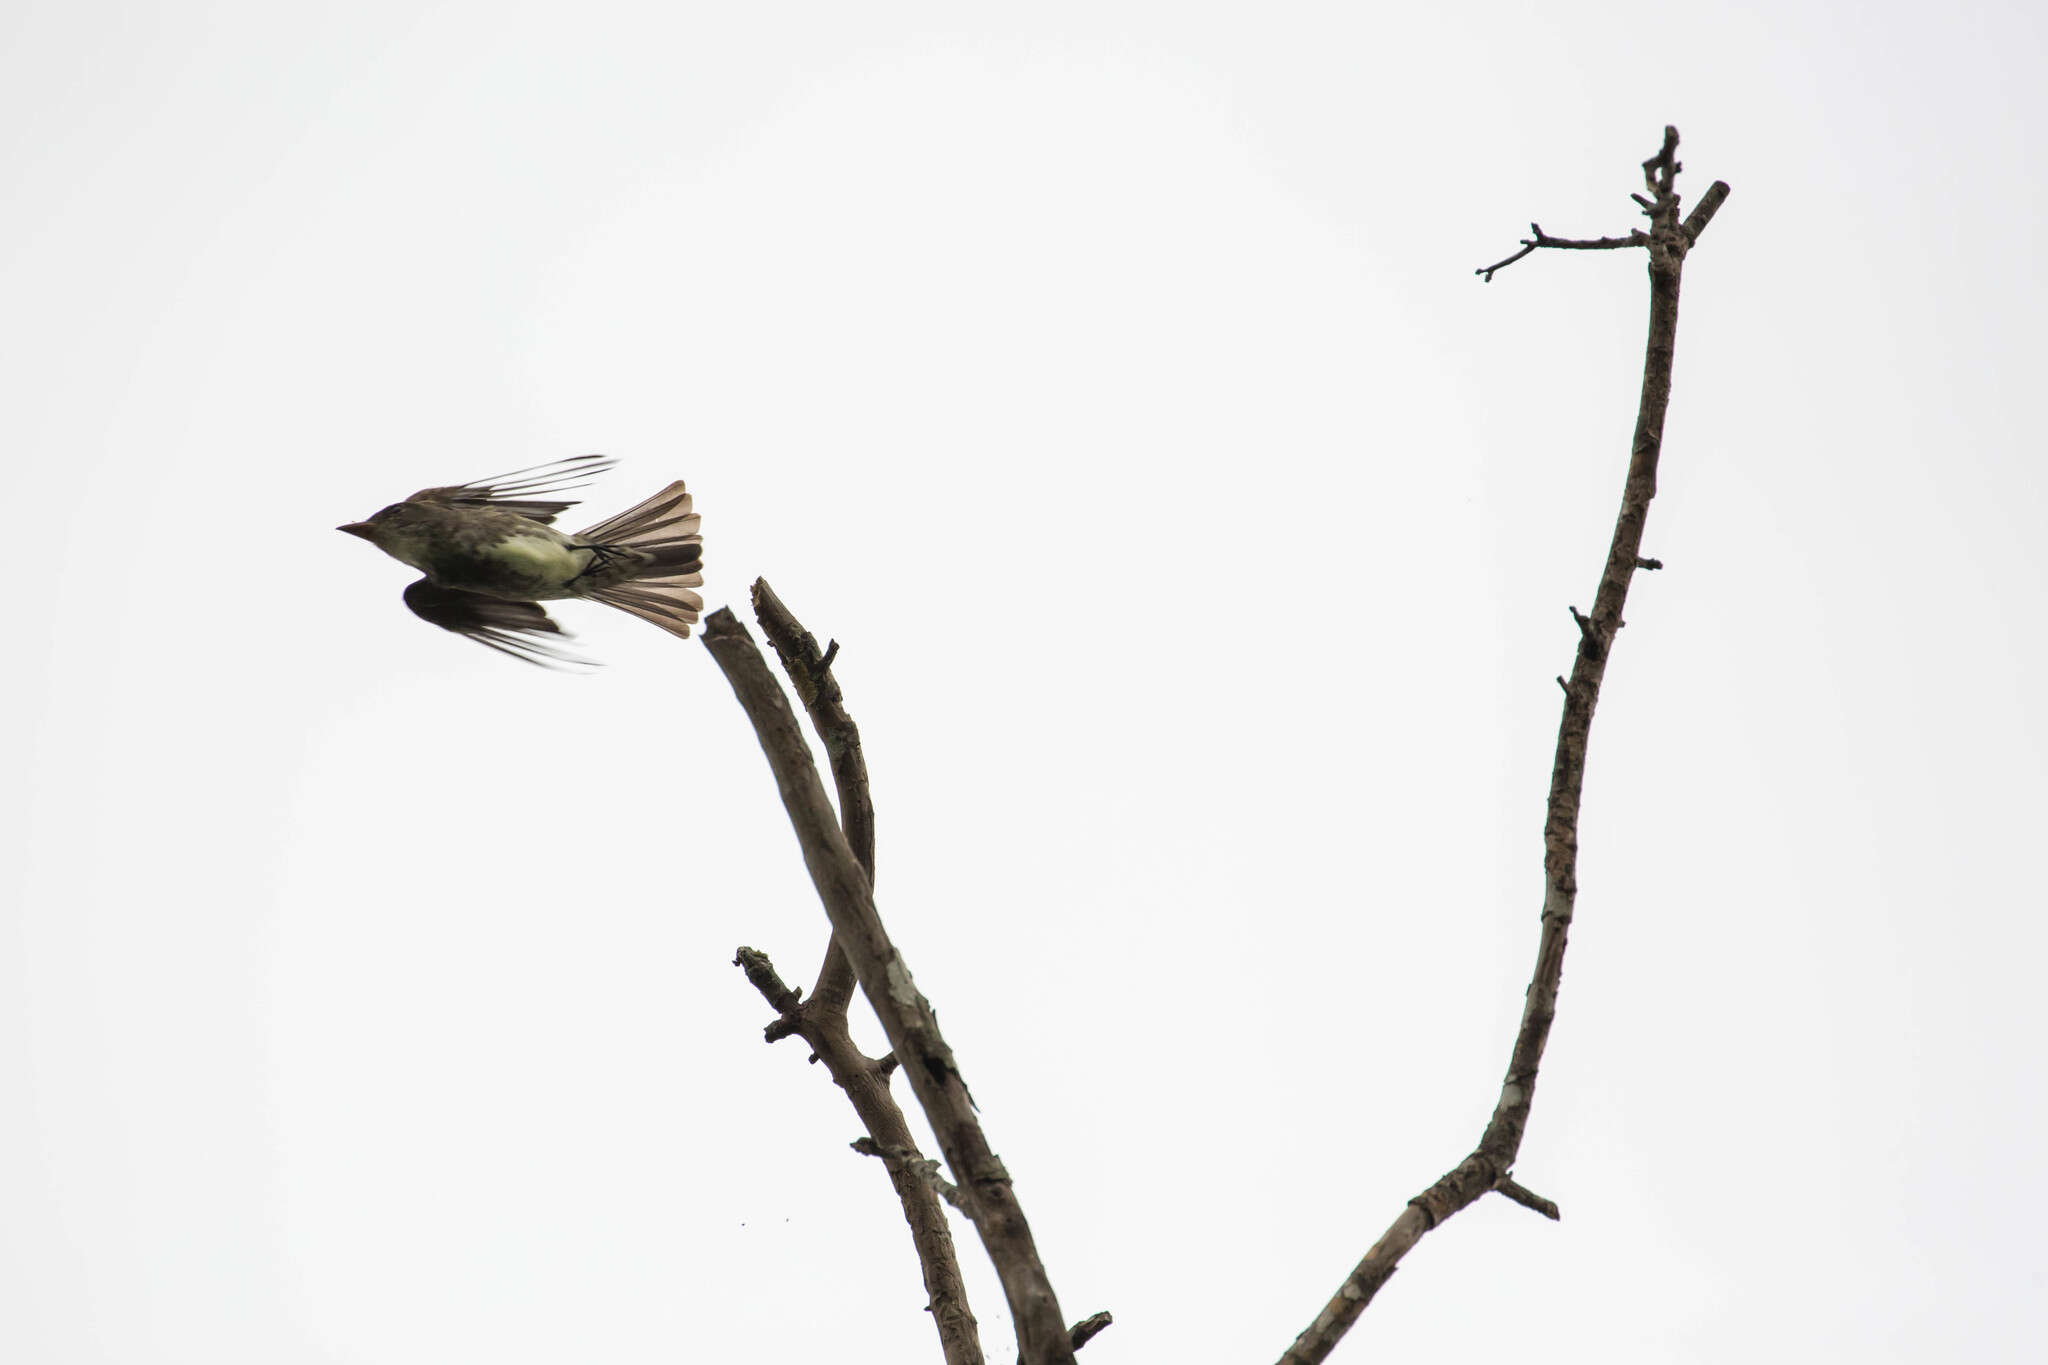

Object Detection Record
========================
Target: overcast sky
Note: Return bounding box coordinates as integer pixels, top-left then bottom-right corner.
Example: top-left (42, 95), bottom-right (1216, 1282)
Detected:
top-left (6, 2), bottom-right (2045, 1362)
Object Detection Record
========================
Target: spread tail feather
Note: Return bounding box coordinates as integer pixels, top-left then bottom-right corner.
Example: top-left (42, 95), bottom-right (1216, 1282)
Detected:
top-left (577, 480), bottom-right (701, 547)
top-left (589, 581), bottom-right (705, 639)
top-left (577, 479), bottom-right (706, 638)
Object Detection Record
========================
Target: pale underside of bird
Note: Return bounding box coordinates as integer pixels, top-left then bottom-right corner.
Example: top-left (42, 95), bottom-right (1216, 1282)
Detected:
top-left (338, 454), bottom-right (704, 667)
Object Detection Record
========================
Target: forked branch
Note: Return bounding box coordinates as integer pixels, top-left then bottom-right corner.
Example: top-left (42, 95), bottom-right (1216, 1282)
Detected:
top-left (704, 606), bottom-right (1079, 1365)
top-left (726, 583), bottom-right (977, 1365)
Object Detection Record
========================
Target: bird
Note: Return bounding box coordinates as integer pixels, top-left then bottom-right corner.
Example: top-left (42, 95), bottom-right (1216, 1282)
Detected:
top-left (338, 454), bottom-right (703, 666)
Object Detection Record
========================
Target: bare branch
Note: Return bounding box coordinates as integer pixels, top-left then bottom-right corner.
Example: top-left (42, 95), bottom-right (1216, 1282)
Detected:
top-left (753, 577), bottom-right (875, 1021)
top-left (703, 611), bottom-right (1076, 1365)
top-left (1278, 126), bottom-right (1729, 1365)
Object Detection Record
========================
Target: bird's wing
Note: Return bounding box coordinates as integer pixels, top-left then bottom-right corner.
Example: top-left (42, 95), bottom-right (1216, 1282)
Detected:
top-left (402, 580), bottom-right (593, 668)
top-left (408, 454), bottom-right (616, 524)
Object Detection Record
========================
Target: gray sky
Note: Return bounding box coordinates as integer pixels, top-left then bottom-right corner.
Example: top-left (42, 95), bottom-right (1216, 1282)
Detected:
top-left (6, 2), bottom-right (2044, 1362)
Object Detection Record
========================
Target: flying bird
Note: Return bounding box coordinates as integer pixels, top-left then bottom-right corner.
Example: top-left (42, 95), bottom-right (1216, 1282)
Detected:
top-left (339, 455), bottom-right (703, 666)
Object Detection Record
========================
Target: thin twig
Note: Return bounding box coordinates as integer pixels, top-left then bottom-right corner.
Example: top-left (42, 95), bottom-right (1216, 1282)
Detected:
top-left (1278, 126), bottom-right (1729, 1365)
top-left (1477, 223), bottom-right (1650, 281)
top-left (1492, 1175), bottom-right (1562, 1221)
top-left (703, 611), bottom-right (1076, 1365)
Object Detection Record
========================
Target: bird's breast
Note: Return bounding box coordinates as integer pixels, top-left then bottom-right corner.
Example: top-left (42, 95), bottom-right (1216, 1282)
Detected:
top-left (426, 530), bottom-right (593, 599)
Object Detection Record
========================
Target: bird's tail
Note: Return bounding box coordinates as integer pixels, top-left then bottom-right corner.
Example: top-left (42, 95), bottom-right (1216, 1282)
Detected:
top-left (577, 481), bottom-right (705, 639)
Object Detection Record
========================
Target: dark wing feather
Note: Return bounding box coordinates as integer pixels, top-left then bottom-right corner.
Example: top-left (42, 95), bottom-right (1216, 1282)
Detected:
top-left (402, 580), bottom-right (593, 669)
top-left (408, 454), bottom-right (616, 525)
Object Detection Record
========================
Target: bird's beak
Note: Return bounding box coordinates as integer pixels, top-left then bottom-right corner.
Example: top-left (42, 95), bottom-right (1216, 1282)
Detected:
top-left (337, 522), bottom-right (375, 539)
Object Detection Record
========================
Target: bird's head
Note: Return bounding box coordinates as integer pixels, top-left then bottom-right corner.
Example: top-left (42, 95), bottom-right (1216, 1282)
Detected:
top-left (337, 502), bottom-right (438, 569)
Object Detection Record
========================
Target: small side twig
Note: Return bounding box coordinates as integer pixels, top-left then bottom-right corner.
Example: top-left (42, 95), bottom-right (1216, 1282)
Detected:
top-left (1068, 1312), bottom-right (1114, 1351)
top-left (854, 1137), bottom-right (969, 1213)
top-left (1492, 1174), bottom-right (1562, 1221)
top-left (1016, 1311), bottom-right (1114, 1365)
top-left (734, 946), bottom-right (805, 1042)
top-left (1568, 605), bottom-right (1599, 643)
top-left (734, 945), bottom-right (801, 1016)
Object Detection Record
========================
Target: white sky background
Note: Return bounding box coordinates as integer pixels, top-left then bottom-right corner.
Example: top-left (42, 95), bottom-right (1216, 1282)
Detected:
top-left (5, 1), bottom-right (2044, 1361)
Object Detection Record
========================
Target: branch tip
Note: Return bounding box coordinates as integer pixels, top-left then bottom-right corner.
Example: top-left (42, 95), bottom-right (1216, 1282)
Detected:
top-left (1019, 1312), bottom-right (1113, 1365)
top-left (735, 946), bottom-right (802, 1014)
top-left (1683, 181), bottom-right (1732, 243)
top-left (1071, 1312), bottom-right (1114, 1351)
